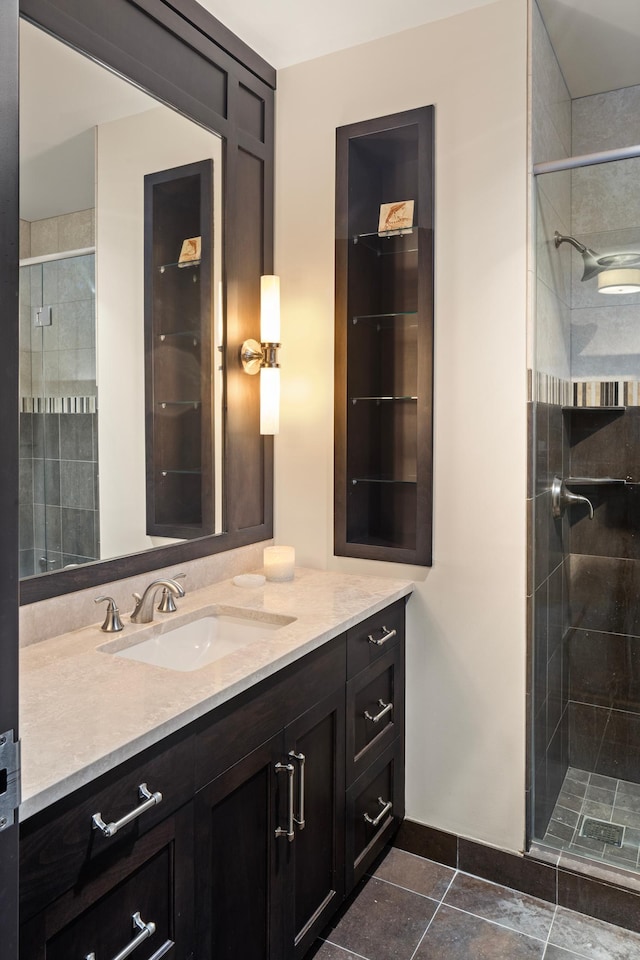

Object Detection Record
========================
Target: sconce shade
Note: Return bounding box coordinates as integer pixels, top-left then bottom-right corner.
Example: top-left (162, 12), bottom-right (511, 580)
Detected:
top-left (597, 268), bottom-right (640, 294)
top-left (260, 366), bottom-right (280, 435)
top-left (261, 275), bottom-right (281, 342)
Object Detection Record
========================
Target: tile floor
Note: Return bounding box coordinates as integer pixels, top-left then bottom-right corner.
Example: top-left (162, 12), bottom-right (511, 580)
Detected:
top-left (308, 846), bottom-right (640, 960)
top-left (543, 767), bottom-right (640, 870)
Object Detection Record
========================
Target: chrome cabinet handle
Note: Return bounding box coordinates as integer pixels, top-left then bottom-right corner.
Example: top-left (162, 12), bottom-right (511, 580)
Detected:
top-left (289, 751), bottom-right (306, 830)
top-left (364, 699), bottom-right (394, 724)
top-left (364, 796), bottom-right (393, 827)
top-left (367, 626), bottom-right (397, 647)
top-left (275, 762), bottom-right (295, 842)
top-left (85, 911), bottom-right (156, 960)
top-left (92, 783), bottom-right (163, 838)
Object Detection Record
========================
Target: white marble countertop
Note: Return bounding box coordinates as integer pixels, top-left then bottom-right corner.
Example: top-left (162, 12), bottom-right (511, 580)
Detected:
top-left (19, 567), bottom-right (412, 820)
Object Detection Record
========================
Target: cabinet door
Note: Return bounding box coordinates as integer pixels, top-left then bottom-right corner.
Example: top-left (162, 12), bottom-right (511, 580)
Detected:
top-left (20, 805), bottom-right (194, 960)
top-left (283, 688), bottom-right (346, 960)
top-left (195, 731), bottom-right (286, 960)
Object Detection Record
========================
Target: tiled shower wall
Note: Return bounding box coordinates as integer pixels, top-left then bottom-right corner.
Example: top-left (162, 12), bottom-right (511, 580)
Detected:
top-left (529, 2), bottom-right (572, 839)
top-left (19, 212), bottom-right (98, 577)
top-left (567, 410), bottom-right (640, 783)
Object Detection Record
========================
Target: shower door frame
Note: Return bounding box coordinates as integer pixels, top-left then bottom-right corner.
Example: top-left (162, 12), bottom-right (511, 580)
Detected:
top-left (0, 0), bottom-right (21, 956)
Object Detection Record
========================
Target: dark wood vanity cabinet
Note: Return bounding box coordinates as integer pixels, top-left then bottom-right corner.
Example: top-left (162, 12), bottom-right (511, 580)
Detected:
top-left (20, 808), bottom-right (194, 960)
top-left (19, 599), bottom-right (406, 960)
top-left (335, 107), bottom-right (434, 566)
top-left (195, 686), bottom-right (345, 960)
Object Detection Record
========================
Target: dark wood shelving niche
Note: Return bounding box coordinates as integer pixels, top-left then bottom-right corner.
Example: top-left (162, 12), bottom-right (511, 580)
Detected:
top-left (334, 107), bottom-right (434, 566)
top-left (144, 159), bottom-right (215, 540)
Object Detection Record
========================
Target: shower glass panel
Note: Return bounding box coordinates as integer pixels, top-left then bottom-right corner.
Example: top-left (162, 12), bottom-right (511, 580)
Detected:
top-left (531, 152), bottom-right (640, 875)
top-left (19, 252), bottom-right (98, 577)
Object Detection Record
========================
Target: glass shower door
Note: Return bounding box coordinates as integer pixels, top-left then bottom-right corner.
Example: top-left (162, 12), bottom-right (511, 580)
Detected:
top-left (19, 252), bottom-right (98, 578)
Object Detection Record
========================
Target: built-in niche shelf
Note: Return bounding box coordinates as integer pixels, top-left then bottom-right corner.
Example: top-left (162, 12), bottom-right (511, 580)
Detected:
top-left (144, 159), bottom-right (214, 539)
top-left (562, 406), bottom-right (625, 413)
top-left (334, 107), bottom-right (434, 565)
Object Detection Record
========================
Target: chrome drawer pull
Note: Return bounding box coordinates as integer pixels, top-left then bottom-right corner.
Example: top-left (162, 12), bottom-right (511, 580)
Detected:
top-left (364, 699), bottom-right (394, 724)
top-left (85, 911), bottom-right (156, 960)
top-left (367, 626), bottom-right (396, 647)
top-left (290, 751), bottom-right (306, 830)
top-left (91, 783), bottom-right (163, 838)
top-left (275, 761), bottom-right (295, 842)
top-left (364, 796), bottom-right (393, 827)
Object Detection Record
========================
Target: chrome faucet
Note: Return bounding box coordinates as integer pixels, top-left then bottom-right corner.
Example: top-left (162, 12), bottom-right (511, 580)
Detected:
top-left (130, 578), bottom-right (186, 624)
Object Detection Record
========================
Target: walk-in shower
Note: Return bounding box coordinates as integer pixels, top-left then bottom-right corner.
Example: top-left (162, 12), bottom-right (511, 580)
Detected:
top-left (530, 0), bottom-right (640, 880)
top-left (19, 248), bottom-right (98, 578)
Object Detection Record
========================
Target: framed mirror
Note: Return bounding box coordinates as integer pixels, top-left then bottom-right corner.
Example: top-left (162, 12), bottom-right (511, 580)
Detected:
top-left (20, 21), bottom-right (224, 581)
top-left (17, 0), bottom-right (275, 604)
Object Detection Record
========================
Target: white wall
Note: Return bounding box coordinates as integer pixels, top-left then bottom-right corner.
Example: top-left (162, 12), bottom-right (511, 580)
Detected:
top-left (275, 0), bottom-right (529, 852)
top-left (96, 107), bottom-right (223, 559)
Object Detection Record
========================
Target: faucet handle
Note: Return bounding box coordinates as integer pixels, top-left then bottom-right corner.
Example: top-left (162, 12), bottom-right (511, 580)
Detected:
top-left (95, 596), bottom-right (124, 633)
top-left (157, 573), bottom-right (186, 613)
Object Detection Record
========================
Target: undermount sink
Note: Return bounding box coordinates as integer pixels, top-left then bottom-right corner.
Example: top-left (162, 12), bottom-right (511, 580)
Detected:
top-left (101, 609), bottom-right (296, 672)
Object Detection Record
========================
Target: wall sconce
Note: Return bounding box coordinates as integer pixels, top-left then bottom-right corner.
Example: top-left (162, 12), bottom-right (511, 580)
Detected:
top-left (241, 275), bottom-right (281, 434)
top-left (554, 231), bottom-right (640, 294)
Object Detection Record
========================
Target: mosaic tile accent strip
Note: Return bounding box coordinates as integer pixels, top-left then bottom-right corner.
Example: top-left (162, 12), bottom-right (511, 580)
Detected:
top-left (572, 381), bottom-right (633, 407)
top-left (529, 375), bottom-right (640, 407)
top-left (21, 395), bottom-right (97, 414)
top-left (530, 370), bottom-right (572, 405)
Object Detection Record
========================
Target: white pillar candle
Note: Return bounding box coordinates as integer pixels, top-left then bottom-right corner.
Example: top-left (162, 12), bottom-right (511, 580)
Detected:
top-left (263, 545), bottom-right (295, 581)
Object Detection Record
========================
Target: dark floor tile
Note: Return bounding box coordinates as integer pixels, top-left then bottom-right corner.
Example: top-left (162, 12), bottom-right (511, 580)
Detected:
top-left (617, 780), bottom-right (640, 801)
top-left (371, 848), bottom-right (454, 900)
top-left (556, 792), bottom-right (583, 814)
top-left (585, 784), bottom-right (616, 806)
top-left (443, 873), bottom-right (555, 940)
top-left (581, 800), bottom-right (613, 822)
top-left (567, 768), bottom-right (590, 784)
top-left (413, 904), bottom-right (544, 960)
top-left (610, 806), bottom-right (640, 829)
top-left (543, 947), bottom-right (588, 960)
top-left (326, 876), bottom-right (437, 960)
top-left (552, 806), bottom-right (580, 830)
top-left (550, 904), bottom-right (640, 958)
top-left (308, 943), bottom-right (367, 960)
top-left (546, 819), bottom-right (575, 844)
top-left (589, 772), bottom-right (616, 787)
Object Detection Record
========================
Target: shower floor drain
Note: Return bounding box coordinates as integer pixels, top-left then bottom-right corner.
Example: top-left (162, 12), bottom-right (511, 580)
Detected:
top-left (581, 818), bottom-right (625, 847)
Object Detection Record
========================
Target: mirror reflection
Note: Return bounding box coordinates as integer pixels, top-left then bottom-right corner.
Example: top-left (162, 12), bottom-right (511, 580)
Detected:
top-left (19, 20), bottom-right (224, 580)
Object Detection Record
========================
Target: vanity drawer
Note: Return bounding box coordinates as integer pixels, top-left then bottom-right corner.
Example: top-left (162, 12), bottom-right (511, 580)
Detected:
top-left (20, 805), bottom-right (194, 960)
top-left (346, 599), bottom-right (405, 679)
top-left (346, 738), bottom-right (404, 888)
top-left (20, 733), bottom-right (195, 921)
top-left (347, 642), bottom-right (404, 783)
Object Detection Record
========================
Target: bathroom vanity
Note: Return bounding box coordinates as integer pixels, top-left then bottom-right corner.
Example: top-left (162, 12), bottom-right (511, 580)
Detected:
top-left (18, 569), bottom-right (410, 959)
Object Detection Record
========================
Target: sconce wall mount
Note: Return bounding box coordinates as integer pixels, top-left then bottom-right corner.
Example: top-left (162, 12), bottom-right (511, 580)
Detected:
top-left (240, 274), bottom-right (281, 435)
top-left (241, 338), bottom-right (280, 375)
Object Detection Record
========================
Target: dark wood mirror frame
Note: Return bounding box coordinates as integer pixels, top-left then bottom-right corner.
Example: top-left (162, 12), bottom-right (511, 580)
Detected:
top-left (6, 0), bottom-right (275, 605)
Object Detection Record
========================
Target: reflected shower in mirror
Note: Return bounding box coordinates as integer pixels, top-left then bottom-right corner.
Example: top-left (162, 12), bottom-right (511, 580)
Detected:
top-left (19, 20), bottom-right (223, 580)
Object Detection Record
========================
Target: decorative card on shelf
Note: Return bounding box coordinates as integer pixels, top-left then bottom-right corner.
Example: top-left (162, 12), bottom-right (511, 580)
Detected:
top-left (378, 200), bottom-right (414, 236)
top-left (178, 235), bottom-right (201, 266)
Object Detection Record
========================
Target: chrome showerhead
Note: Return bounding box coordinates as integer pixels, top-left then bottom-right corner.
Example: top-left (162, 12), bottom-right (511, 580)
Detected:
top-left (554, 231), bottom-right (640, 293)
